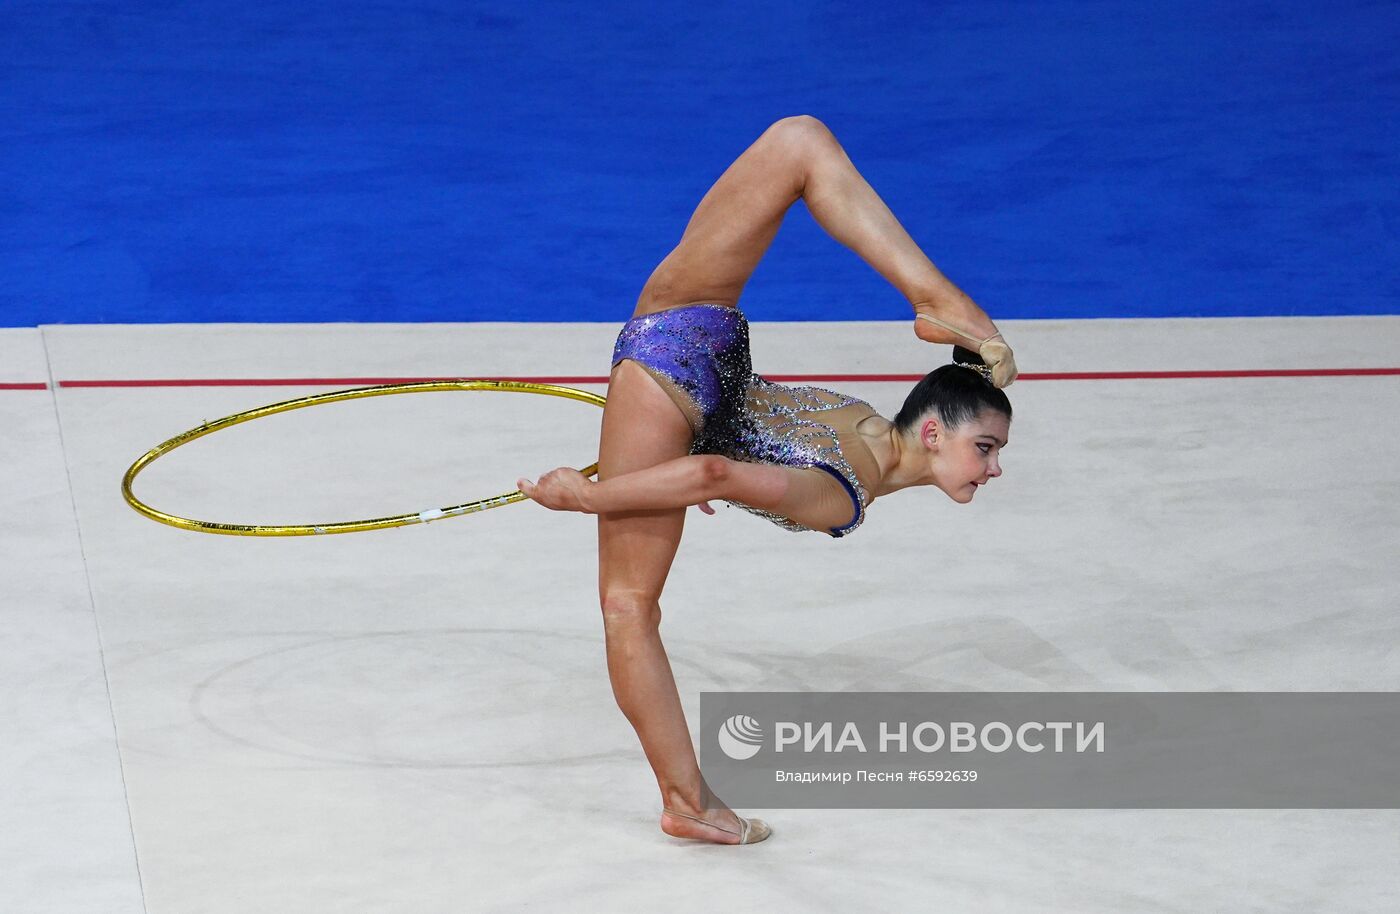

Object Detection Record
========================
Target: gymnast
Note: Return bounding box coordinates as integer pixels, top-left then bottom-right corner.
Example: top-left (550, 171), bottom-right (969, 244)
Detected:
top-left (517, 116), bottom-right (1016, 845)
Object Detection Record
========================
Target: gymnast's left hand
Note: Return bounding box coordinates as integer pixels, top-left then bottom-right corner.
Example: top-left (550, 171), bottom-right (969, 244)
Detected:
top-left (516, 468), bottom-right (594, 513)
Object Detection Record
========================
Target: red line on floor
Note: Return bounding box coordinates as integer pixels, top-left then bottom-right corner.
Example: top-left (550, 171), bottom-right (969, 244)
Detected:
top-left (0, 382), bottom-right (48, 390)
top-left (49, 368), bottom-right (1400, 388)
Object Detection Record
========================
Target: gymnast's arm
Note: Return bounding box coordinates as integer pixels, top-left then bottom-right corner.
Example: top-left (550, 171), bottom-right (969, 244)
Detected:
top-left (517, 455), bottom-right (854, 528)
top-left (518, 456), bottom-right (751, 513)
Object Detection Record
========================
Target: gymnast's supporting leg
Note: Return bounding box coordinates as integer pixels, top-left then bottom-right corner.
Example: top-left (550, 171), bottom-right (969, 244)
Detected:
top-left (595, 360), bottom-right (749, 844)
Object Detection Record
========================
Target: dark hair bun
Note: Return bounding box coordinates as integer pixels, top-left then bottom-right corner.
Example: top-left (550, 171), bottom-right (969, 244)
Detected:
top-left (951, 344), bottom-right (985, 366)
top-left (891, 350), bottom-right (1012, 435)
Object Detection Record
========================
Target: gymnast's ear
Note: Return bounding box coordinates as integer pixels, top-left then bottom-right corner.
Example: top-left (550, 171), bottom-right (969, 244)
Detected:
top-left (918, 415), bottom-right (943, 451)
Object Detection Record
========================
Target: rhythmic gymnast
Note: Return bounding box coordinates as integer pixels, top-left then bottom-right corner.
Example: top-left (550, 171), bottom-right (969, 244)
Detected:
top-left (517, 116), bottom-right (1017, 845)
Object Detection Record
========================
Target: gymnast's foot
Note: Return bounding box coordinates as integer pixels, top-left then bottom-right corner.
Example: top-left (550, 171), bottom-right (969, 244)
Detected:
top-left (910, 292), bottom-right (1018, 388)
top-left (660, 804), bottom-right (772, 845)
top-left (912, 291), bottom-right (1002, 344)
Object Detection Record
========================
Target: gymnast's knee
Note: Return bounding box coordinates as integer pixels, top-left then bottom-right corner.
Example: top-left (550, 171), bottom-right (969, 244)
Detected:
top-left (766, 114), bottom-right (836, 150)
top-left (600, 591), bottom-right (662, 631)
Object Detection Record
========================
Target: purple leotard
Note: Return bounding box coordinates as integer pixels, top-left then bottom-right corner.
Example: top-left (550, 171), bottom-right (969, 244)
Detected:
top-left (610, 303), bottom-right (870, 537)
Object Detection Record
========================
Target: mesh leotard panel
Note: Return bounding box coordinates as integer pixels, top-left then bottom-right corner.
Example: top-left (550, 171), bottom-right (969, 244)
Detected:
top-left (705, 379), bottom-right (871, 537)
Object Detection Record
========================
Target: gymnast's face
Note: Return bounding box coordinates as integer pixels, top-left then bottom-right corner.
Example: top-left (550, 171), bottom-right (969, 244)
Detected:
top-left (920, 409), bottom-right (1009, 504)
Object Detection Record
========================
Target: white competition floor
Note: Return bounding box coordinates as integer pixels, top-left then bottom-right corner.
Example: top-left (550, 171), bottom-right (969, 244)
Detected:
top-left (3, 316), bottom-right (1399, 912)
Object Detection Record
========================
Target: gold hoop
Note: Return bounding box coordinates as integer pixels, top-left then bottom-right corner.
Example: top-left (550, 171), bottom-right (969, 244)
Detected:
top-left (121, 379), bottom-right (607, 536)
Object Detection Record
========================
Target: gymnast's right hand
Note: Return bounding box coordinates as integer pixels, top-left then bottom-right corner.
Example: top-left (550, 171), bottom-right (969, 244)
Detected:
top-left (516, 468), bottom-right (593, 513)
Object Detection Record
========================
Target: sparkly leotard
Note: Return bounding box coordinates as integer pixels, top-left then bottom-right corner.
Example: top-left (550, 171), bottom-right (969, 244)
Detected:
top-left (610, 303), bottom-right (872, 537)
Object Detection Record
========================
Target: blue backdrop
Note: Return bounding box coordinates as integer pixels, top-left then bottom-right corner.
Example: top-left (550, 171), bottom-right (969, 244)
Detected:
top-left (2, 0), bottom-right (1396, 326)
